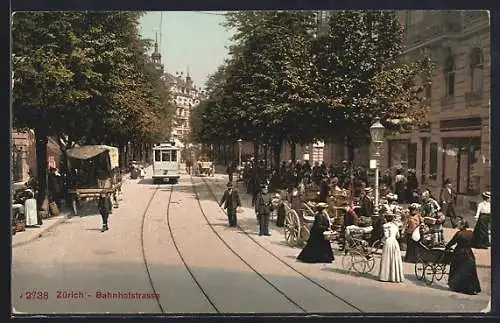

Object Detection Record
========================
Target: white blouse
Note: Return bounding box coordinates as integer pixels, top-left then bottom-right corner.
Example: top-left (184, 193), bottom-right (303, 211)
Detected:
top-left (476, 201), bottom-right (491, 218)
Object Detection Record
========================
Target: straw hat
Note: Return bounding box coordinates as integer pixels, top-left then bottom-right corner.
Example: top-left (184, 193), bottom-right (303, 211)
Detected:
top-left (316, 202), bottom-right (329, 209)
top-left (482, 191), bottom-right (491, 198)
top-left (226, 182), bottom-right (233, 188)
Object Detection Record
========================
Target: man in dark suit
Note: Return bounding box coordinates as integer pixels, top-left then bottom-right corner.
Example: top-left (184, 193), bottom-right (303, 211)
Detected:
top-left (439, 179), bottom-right (458, 228)
top-left (256, 184), bottom-right (272, 236)
top-left (219, 181), bottom-right (241, 227)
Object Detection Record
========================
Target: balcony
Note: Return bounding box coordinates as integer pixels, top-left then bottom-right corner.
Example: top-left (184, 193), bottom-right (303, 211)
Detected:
top-left (405, 12), bottom-right (463, 48)
top-left (465, 91), bottom-right (484, 107)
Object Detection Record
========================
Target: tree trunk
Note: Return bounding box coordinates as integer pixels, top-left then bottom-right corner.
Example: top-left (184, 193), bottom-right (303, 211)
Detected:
top-left (35, 128), bottom-right (48, 218)
top-left (56, 134), bottom-right (70, 205)
top-left (274, 142), bottom-right (282, 169)
top-left (263, 145), bottom-right (268, 167)
top-left (290, 140), bottom-right (296, 163)
top-left (346, 136), bottom-right (356, 193)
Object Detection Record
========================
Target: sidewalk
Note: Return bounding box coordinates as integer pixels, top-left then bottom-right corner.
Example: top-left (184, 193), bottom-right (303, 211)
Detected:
top-left (215, 177), bottom-right (491, 269)
top-left (12, 172), bottom-right (132, 248)
top-left (12, 211), bottom-right (70, 248)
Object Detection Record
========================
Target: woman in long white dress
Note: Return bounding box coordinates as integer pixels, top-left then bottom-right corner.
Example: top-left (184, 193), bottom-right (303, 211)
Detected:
top-left (24, 189), bottom-right (38, 226)
top-left (379, 212), bottom-right (405, 282)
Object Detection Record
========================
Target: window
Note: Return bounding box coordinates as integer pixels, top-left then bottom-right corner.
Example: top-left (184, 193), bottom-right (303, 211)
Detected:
top-left (444, 55), bottom-right (455, 97)
top-left (470, 47), bottom-right (484, 94)
top-left (171, 150), bottom-right (177, 162)
top-left (161, 151), bottom-right (170, 162)
top-left (429, 143), bottom-right (438, 180)
top-left (154, 151), bottom-right (161, 162)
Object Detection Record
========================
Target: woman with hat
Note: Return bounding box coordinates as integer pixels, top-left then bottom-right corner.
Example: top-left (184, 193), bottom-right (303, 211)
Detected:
top-left (445, 220), bottom-right (481, 295)
top-left (297, 202), bottom-right (335, 263)
top-left (379, 212), bottom-right (405, 283)
top-left (403, 203), bottom-right (422, 263)
top-left (471, 192), bottom-right (491, 249)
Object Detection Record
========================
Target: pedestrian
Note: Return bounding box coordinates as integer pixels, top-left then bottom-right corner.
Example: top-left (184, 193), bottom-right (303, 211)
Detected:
top-left (379, 212), bottom-right (405, 283)
top-left (394, 168), bottom-right (406, 204)
top-left (439, 179), bottom-right (458, 228)
top-left (256, 184), bottom-right (272, 236)
top-left (445, 220), bottom-right (481, 295)
top-left (226, 162), bottom-right (235, 183)
top-left (48, 167), bottom-right (62, 209)
top-left (318, 177), bottom-right (329, 203)
top-left (219, 182), bottom-right (241, 227)
top-left (404, 203), bottom-right (423, 263)
top-left (471, 191), bottom-right (491, 249)
top-left (97, 192), bottom-right (112, 232)
top-left (296, 203), bottom-right (334, 263)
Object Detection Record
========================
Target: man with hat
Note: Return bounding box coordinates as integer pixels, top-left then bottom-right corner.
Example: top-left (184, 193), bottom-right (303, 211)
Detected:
top-left (297, 202), bottom-right (334, 263)
top-left (97, 192), bottom-right (112, 232)
top-left (255, 183), bottom-right (272, 236)
top-left (439, 178), bottom-right (458, 228)
top-left (219, 182), bottom-right (242, 227)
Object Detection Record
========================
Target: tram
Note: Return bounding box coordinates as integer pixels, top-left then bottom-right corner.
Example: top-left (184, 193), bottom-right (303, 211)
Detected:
top-left (152, 142), bottom-right (181, 184)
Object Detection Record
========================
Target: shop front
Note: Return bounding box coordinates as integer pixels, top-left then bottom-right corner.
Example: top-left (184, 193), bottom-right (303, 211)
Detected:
top-left (441, 137), bottom-right (481, 196)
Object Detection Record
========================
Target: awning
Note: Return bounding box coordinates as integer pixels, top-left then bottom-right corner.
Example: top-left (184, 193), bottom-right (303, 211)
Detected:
top-left (67, 145), bottom-right (119, 168)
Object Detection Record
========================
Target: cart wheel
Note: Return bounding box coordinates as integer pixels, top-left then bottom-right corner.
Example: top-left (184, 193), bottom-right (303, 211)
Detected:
top-left (414, 258), bottom-right (426, 281)
top-left (351, 250), bottom-right (368, 274)
top-left (424, 264), bottom-right (435, 285)
top-left (365, 253), bottom-right (376, 272)
top-left (434, 265), bottom-right (445, 281)
top-left (284, 209), bottom-right (300, 247)
top-left (370, 239), bottom-right (383, 255)
top-left (342, 254), bottom-right (353, 271)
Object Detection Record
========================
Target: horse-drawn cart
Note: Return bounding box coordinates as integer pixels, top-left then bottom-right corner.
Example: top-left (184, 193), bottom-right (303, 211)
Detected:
top-left (66, 145), bottom-right (122, 216)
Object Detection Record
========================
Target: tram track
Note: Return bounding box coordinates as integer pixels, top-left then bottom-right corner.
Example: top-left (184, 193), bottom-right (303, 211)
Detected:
top-left (188, 175), bottom-right (308, 313)
top-left (198, 176), bottom-right (364, 313)
top-left (139, 184), bottom-right (165, 314)
top-left (163, 184), bottom-right (220, 313)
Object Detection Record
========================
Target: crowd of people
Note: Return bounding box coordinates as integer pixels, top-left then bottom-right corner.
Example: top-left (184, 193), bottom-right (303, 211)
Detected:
top-left (218, 157), bottom-right (489, 297)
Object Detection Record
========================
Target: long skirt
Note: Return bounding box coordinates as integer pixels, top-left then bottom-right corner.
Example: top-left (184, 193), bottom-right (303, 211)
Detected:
top-left (379, 238), bottom-right (405, 282)
top-left (448, 250), bottom-right (481, 295)
top-left (297, 231), bottom-right (334, 263)
top-left (24, 198), bottom-right (38, 226)
top-left (471, 214), bottom-right (490, 248)
top-left (404, 234), bottom-right (419, 263)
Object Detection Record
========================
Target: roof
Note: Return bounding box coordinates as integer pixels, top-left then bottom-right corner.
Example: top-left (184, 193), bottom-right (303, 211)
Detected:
top-left (66, 145), bottom-right (118, 160)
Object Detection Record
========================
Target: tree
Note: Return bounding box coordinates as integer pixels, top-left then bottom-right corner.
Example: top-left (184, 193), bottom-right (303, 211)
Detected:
top-left (12, 11), bottom-right (174, 208)
top-left (310, 11), bottom-right (434, 162)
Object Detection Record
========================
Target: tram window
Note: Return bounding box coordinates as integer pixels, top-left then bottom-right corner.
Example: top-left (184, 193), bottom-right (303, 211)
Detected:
top-left (171, 150), bottom-right (177, 162)
top-left (154, 151), bottom-right (161, 162)
top-left (161, 151), bottom-right (170, 162)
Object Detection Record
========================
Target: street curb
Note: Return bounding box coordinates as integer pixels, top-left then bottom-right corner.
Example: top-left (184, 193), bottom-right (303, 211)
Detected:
top-left (12, 214), bottom-right (70, 248)
top-left (12, 171), bottom-right (132, 248)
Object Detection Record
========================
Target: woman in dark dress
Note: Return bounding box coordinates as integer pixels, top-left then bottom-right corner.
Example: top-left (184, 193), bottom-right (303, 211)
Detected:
top-left (471, 191), bottom-right (491, 249)
top-left (404, 204), bottom-right (422, 263)
top-left (445, 220), bottom-right (481, 295)
top-left (297, 203), bottom-right (334, 263)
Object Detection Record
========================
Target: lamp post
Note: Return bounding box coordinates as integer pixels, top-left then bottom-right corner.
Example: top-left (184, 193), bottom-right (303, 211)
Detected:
top-left (370, 117), bottom-right (385, 217)
top-left (237, 139), bottom-right (243, 167)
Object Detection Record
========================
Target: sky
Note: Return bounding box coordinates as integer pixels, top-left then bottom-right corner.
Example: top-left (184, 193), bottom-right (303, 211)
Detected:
top-left (139, 11), bottom-right (235, 89)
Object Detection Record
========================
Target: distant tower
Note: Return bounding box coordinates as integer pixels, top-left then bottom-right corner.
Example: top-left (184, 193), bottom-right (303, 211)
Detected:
top-left (186, 65), bottom-right (193, 91)
top-left (151, 29), bottom-right (164, 73)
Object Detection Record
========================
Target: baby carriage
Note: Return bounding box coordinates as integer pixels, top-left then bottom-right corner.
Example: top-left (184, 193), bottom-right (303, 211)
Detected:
top-left (421, 213), bottom-right (446, 248)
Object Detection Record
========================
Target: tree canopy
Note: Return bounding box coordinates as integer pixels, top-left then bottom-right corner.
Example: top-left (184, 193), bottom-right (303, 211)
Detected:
top-left (190, 10), bottom-right (434, 160)
top-left (12, 11), bottom-right (174, 146)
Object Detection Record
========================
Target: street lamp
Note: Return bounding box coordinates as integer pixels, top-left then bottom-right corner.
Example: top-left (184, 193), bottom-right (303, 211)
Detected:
top-left (237, 139), bottom-right (243, 167)
top-left (370, 117), bottom-right (385, 217)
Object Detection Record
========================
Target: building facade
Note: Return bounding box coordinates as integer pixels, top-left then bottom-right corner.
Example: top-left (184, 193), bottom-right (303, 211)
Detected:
top-left (390, 10), bottom-right (490, 202)
top-left (150, 36), bottom-right (207, 144)
top-left (164, 71), bottom-right (206, 143)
